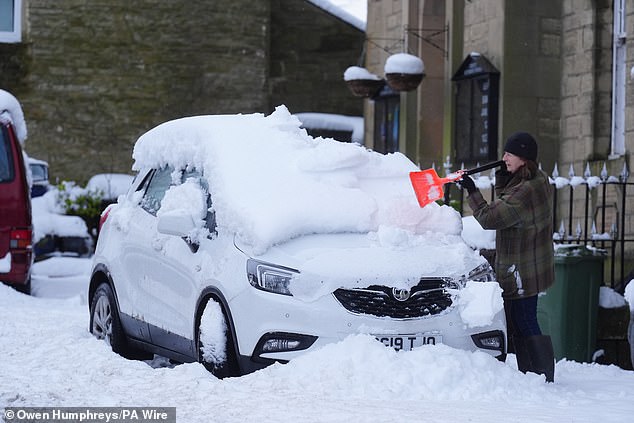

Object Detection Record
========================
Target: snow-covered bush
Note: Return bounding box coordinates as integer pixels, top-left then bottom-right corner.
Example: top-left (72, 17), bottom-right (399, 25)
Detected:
top-left (56, 181), bottom-right (104, 242)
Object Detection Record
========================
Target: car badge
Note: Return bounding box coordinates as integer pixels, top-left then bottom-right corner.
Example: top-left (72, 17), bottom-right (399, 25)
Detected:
top-left (392, 288), bottom-right (411, 302)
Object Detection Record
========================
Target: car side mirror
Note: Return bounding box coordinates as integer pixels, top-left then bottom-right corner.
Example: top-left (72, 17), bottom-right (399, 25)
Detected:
top-left (157, 211), bottom-right (201, 253)
top-left (157, 211), bottom-right (197, 237)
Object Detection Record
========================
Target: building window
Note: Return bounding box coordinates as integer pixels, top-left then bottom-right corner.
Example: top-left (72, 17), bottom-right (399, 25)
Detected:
top-left (0, 0), bottom-right (22, 43)
top-left (373, 86), bottom-right (400, 154)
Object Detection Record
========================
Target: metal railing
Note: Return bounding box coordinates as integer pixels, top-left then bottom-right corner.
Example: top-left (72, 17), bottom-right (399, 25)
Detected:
top-left (443, 160), bottom-right (632, 294)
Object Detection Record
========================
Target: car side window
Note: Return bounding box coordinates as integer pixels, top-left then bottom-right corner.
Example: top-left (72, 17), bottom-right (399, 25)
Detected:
top-left (140, 166), bottom-right (173, 215)
top-left (0, 126), bottom-right (15, 183)
top-left (182, 169), bottom-right (217, 235)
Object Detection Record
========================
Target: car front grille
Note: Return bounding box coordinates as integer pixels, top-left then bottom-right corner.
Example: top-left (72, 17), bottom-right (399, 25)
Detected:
top-left (332, 278), bottom-right (456, 319)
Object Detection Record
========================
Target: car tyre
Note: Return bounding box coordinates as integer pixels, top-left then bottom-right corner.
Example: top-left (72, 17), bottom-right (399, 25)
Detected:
top-left (90, 283), bottom-right (149, 360)
top-left (197, 298), bottom-right (238, 378)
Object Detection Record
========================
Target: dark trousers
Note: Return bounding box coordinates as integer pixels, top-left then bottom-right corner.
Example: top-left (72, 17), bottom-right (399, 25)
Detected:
top-left (505, 295), bottom-right (542, 338)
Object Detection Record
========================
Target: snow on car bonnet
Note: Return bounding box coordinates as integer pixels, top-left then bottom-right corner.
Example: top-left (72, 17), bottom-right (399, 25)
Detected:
top-left (132, 105), bottom-right (462, 252)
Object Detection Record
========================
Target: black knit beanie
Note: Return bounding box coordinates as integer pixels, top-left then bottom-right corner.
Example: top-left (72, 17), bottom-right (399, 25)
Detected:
top-left (504, 131), bottom-right (537, 161)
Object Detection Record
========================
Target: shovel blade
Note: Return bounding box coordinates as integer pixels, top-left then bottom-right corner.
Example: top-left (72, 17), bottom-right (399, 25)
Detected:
top-left (409, 169), bottom-right (461, 208)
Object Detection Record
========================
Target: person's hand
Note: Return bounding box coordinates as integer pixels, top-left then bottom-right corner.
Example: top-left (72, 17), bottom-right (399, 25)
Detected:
top-left (495, 163), bottom-right (511, 188)
top-left (457, 175), bottom-right (476, 194)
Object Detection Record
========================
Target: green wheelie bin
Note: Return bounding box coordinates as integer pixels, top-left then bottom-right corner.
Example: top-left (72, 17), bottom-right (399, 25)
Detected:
top-left (537, 244), bottom-right (607, 362)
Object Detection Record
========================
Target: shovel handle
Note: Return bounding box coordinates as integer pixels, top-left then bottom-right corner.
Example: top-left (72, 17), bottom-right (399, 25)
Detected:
top-left (463, 160), bottom-right (505, 176)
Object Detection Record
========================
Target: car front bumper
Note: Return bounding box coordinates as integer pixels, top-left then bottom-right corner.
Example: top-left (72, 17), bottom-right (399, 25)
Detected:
top-left (228, 286), bottom-right (506, 374)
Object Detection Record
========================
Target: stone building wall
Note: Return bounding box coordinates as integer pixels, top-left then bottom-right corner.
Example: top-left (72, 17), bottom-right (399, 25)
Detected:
top-left (365, 0), bottom-right (406, 77)
top-left (462, 0), bottom-right (504, 60)
top-left (364, 0), bottom-right (445, 165)
top-left (460, 1), bottom-right (562, 172)
top-left (413, 0), bottom-right (446, 168)
top-left (18, 0), bottom-right (270, 182)
top-left (364, 0), bottom-right (634, 278)
top-left (1, 0), bottom-right (363, 183)
top-left (270, 0), bottom-right (364, 116)
top-left (560, 0), bottom-right (599, 169)
top-left (364, 0), bottom-right (405, 151)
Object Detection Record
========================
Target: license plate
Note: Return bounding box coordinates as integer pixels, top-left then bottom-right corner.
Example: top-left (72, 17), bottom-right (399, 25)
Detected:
top-left (374, 333), bottom-right (442, 351)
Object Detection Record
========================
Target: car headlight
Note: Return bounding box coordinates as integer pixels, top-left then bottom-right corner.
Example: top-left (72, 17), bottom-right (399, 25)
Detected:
top-left (459, 262), bottom-right (496, 284)
top-left (247, 259), bottom-right (299, 296)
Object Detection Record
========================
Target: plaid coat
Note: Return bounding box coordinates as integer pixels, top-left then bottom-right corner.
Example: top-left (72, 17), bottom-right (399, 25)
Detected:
top-left (467, 168), bottom-right (554, 300)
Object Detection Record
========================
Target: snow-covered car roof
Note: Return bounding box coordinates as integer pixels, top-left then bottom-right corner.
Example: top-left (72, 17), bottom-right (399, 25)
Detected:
top-left (132, 105), bottom-right (462, 252)
top-left (0, 89), bottom-right (28, 146)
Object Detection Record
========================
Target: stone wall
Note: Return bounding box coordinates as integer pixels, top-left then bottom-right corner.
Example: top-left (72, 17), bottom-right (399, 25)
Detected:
top-left (270, 0), bottom-right (364, 116)
top-left (560, 0), bottom-right (599, 169)
top-left (3, 0), bottom-right (269, 182)
top-left (365, 0), bottom-right (405, 152)
top-left (364, 0), bottom-right (445, 165)
top-left (1, 0), bottom-right (363, 183)
top-left (0, 43), bottom-right (30, 92)
top-left (413, 0), bottom-right (446, 168)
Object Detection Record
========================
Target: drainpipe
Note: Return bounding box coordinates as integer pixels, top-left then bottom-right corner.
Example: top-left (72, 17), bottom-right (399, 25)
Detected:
top-left (610, 0), bottom-right (626, 158)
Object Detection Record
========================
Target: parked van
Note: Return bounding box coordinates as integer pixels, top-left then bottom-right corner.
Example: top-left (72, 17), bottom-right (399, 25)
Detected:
top-left (0, 90), bottom-right (33, 294)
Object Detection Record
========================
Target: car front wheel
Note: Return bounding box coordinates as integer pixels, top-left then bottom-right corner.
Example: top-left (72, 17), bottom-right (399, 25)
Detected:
top-left (90, 283), bottom-right (133, 357)
top-left (197, 298), bottom-right (238, 378)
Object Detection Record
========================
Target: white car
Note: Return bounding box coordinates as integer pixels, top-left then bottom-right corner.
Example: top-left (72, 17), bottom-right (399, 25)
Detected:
top-left (89, 106), bottom-right (506, 377)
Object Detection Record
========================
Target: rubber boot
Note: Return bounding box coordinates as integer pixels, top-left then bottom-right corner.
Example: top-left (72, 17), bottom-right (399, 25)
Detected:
top-left (512, 337), bottom-right (531, 374)
top-left (524, 335), bottom-right (555, 383)
top-left (513, 336), bottom-right (555, 382)
top-left (504, 302), bottom-right (517, 354)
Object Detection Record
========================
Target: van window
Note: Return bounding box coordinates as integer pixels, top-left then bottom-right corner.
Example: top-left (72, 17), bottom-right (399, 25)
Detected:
top-left (0, 126), bottom-right (16, 183)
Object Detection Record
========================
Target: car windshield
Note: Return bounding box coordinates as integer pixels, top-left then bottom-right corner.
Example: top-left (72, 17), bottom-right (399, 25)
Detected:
top-left (29, 163), bottom-right (48, 182)
top-left (0, 126), bottom-right (15, 183)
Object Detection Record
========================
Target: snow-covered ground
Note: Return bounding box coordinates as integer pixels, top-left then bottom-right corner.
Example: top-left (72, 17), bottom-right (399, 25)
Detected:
top-left (1, 257), bottom-right (633, 423)
top-left (3, 88), bottom-right (634, 422)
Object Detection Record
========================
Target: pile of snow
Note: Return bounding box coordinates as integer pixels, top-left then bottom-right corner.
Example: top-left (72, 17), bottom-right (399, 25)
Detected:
top-left (131, 106), bottom-right (463, 255)
top-left (0, 253), bottom-right (10, 273)
top-left (626, 281), bottom-right (634, 312)
top-left (31, 190), bottom-right (89, 243)
top-left (600, 286), bottom-right (628, 309)
top-left (461, 215), bottom-right (495, 250)
top-left (0, 89), bottom-right (27, 145)
top-left (3, 265), bottom-right (634, 422)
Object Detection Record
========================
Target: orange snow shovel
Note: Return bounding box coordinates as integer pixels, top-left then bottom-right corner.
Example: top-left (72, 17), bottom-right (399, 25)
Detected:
top-left (409, 160), bottom-right (504, 208)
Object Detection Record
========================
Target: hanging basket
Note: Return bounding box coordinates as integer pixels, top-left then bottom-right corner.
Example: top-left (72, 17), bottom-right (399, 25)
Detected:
top-left (345, 78), bottom-right (386, 98)
top-left (384, 53), bottom-right (425, 92)
top-left (385, 72), bottom-right (425, 92)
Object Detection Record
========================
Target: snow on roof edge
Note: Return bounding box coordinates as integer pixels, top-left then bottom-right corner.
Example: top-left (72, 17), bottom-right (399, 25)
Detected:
top-left (307, 0), bottom-right (366, 31)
